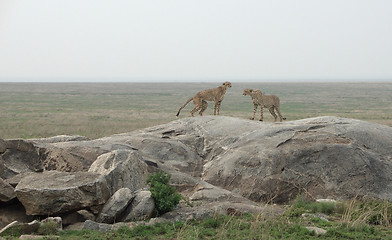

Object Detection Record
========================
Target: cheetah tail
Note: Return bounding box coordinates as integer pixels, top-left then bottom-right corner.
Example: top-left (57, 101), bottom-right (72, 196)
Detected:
top-left (176, 97), bottom-right (193, 117)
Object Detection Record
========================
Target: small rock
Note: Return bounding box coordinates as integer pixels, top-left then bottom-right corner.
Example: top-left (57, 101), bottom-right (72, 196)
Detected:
top-left (19, 235), bottom-right (59, 240)
top-left (146, 217), bottom-right (169, 226)
top-left (62, 209), bottom-right (95, 226)
top-left (64, 222), bottom-right (84, 231)
top-left (305, 226), bottom-right (327, 235)
top-left (301, 213), bottom-right (329, 222)
top-left (82, 220), bottom-right (130, 232)
top-left (316, 198), bottom-right (337, 203)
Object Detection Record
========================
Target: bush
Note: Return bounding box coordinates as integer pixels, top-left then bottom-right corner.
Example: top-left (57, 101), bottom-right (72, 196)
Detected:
top-left (147, 172), bottom-right (182, 216)
top-left (37, 221), bottom-right (59, 235)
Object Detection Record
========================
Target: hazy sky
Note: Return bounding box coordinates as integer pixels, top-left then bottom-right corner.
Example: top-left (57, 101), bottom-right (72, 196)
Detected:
top-left (0, 0), bottom-right (391, 82)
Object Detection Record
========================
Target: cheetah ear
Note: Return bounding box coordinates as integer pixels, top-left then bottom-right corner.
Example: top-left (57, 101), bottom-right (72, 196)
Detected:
top-left (249, 89), bottom-right (253, 92)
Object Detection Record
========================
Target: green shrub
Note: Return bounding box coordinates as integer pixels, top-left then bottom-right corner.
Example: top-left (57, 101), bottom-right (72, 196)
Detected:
top-left (146, 172), bottom-right (182, 216)
top-left (37, 221), bottom-right (59, 235)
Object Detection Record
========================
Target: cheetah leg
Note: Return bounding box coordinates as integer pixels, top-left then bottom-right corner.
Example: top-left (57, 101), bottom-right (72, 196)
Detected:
top-left (275, 106), bottom-right (285, 121)
top-left (259, 105), bottom-right (264, 121)
top-left (214, 101), bottom-right (222, 115)
top-left (190, 98), bottom-right (202, 117)
top-left (269, 107), bottom-right (278, 121)
top-left (199, 100), bottom-right (208, 116)
top-left (251, 104), bottom-right (257, 120)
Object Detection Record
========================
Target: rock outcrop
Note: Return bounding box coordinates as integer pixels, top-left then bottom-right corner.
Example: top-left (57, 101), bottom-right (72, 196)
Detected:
top-left (1, 116), bottom-right (392, 230)
top-left (15, 171), bottom-right (111, 215)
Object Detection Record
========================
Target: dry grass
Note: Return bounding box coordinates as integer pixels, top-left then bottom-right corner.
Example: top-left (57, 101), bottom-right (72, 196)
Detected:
top-left (1, 82), bottom-right (391, 139)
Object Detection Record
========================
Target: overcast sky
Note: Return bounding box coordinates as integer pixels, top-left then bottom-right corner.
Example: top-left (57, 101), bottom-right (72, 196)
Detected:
top-left (0, 0), bottom-right (391, 82)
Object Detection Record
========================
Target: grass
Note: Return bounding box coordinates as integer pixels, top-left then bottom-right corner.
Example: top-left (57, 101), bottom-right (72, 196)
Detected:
top-left (4, 197), bottom-right (392, 239)
top-left (1, 82), bottom-right (392, 139)
top-left (2, 197), bottom-right (392, 239)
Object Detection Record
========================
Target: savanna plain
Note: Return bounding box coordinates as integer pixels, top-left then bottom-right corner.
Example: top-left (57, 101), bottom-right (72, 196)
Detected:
top-left (1, 82), bottom-right (392, 239)
top-left (1, 82), bottom-right (391, 139)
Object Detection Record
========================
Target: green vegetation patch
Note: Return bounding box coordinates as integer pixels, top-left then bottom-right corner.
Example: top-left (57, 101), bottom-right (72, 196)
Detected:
top-left (146, 172), bottom-right (182, 216)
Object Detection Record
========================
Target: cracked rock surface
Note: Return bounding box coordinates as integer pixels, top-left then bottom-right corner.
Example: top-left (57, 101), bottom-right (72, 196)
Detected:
top-left (114, 115), bottom-right (392, 203)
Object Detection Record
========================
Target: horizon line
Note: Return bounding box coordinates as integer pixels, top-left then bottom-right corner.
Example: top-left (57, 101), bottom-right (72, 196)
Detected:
top-left (0, 77), bottom-right (392, 83)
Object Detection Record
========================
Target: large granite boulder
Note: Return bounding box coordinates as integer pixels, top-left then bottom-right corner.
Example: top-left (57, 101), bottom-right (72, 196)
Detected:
top-left (0, 136), bottom-right (102, 182)
top-left (15, 171), bottom-right (110, 215)
top-left (114, 116), bottom-right (392, 203)
top-left (194, 116), bottom-right (392, 203)
top-left (88, 150), bottom-right (148, 195)
top-left (30, 136), bottom-right (104, 172)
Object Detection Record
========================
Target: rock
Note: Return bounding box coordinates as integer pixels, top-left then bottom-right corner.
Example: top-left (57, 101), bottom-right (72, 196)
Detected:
top-left (30, 135), bottom-right (106, 172)
top-left (0, 139), bottom-right (43, 180)
top-left (2, 115), bottom-right (392, 227)
top-left (0, 137), bottom-right (99, 177)
top-left (316, 198), bottom-right (337, 203)
top-left (41, 217), bottom-right (63, 231)
top-left (161, 201), bottom-right (284, 222)
top-left (0, 177), bottom-right (16, 202)
top-left (15, 171), bottom-right (110, 215)
top-left (305, 226), bottom-right (327, 235)
top-left (111, 116), bottom-right (392, 203)
top-left (82, 220), bottom-right (129, 232)
top-left (189, 182), bottom-right (241, 202)
top-left (96, 188), bottom-right (135, 223)
top-left (30, 135), bottom-right (89, 144)
top-left (39, 147), bottom-right (100, 172)
top-left (89, 150), bottom-right (148, 195)
top-left (0, 139), bottom-right (6, 154)
top-left (4, 173), bottom-right (32, 188)
top-left (64, 222), bottom-right (84, 231)
top-left (122, 190), bottom-right (155, 222)
top-left (195, 116), bottom-right (392, 203)
top-left (302, 213), bottom-right (329, 222)
top-left (61, 210), bottom-right (95, 226)
top-left (146, 217), bottom-right (169, 226)
top-left (19, 235), bottom-right (59, 240)
top-left (135, 137), bottom-right (204, 178)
